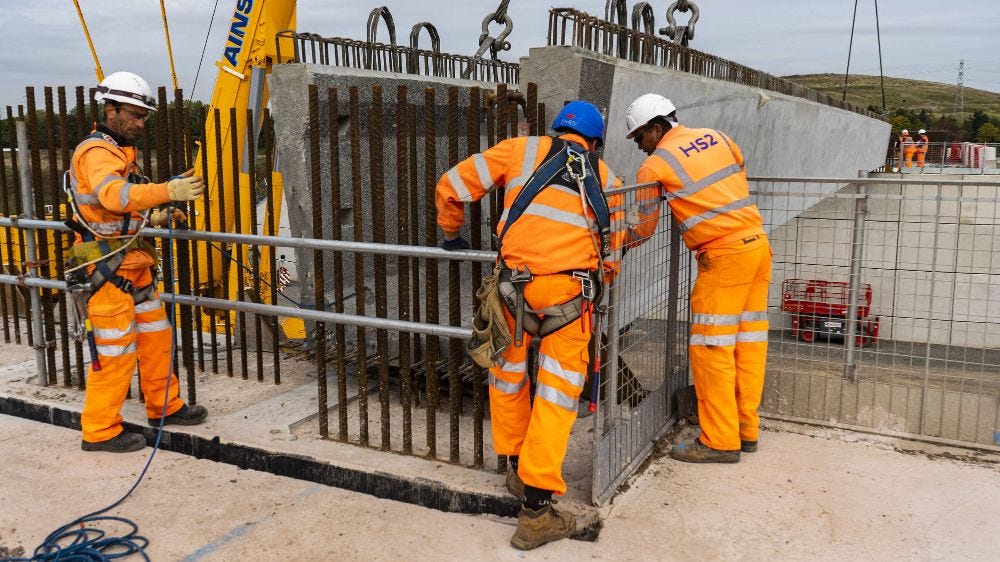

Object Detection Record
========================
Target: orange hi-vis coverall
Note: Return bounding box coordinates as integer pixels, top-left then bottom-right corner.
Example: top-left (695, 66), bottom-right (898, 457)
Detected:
top-left (69, 125), bottom-right (184, 444)
top-left (915, 133), bottom-right (929, 167)
top-left (437, 132), bottom-right (627, 494)
top-left (635, 124), bottom-right (771, 452)
top-left (900, 133), bottom-right (916, 168)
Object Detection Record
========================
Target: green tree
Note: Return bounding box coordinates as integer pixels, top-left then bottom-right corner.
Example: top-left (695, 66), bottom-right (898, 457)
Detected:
top-left (975, 122), bottom-right (1000, 143)
top-left (889, 115), bottom-right (913, 135)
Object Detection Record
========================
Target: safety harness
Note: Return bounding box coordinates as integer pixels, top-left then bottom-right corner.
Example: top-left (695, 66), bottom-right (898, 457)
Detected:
top-left (496, 138), bottom-right (611, 346)
top-left (63, 130), bottom-right (158, 306)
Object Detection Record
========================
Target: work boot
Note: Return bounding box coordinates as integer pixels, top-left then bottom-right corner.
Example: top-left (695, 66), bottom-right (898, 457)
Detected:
top-left (741, 440), bottom-right (758, 453)
top-left (506, 467), bottom-right (525, 499)
top-left (81, 431), bottom-right (146, 453)
top-left (510, 503), bottom-right (576, 551)
top-left (148, 404), bottom-right (208, 427)
top-left (670, 438), bottom-right (740, 463)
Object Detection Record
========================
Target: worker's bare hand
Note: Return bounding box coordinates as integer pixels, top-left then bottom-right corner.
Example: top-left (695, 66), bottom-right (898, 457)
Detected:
top-left (167, 173), bottom-right (205, 201)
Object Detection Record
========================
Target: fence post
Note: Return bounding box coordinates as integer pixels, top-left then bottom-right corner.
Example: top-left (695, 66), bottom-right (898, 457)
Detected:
top-left (15, 120), bottom-right (48, 386)
top-left (843, 179), bottom-right (868, 382)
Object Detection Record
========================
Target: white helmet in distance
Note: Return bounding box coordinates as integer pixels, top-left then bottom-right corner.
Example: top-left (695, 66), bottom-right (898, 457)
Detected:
top-left (918, 129), bottom-right (926, 134)
top-left (95, 71), bottom-right (157, 111)
top-left (625, 93), bottom-right (676, 139)
top-left (901, 129), bottom-right (909, 135)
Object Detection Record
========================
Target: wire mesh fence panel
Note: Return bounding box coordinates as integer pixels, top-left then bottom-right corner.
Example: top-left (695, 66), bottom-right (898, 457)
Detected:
top-left (754, 177), bottom-right (1000, 449)
top-left (592, 182), bottom-right (690, 504)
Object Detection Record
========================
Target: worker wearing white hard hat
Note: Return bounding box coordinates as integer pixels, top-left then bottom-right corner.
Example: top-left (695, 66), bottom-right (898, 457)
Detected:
top-left (71, 71), bottom-right (209, 453)
top-left (624, 93), bottom-right (772, 464)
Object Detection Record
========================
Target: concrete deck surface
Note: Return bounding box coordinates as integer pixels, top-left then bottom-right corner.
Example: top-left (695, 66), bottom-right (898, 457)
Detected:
top-left (2, 414), bottom-right (997, 561)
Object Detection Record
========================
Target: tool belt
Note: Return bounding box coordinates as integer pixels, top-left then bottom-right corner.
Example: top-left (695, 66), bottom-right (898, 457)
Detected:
top-left (64, 221), bottom-right (158, 305)
top-left (466, 263), bottom-right (514, 369)
top-left (498, 265), bottom-right (602, 345)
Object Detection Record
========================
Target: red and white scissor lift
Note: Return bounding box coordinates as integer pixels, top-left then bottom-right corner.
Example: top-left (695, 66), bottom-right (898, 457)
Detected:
top-left (781, 279), bottom-right (880, 347)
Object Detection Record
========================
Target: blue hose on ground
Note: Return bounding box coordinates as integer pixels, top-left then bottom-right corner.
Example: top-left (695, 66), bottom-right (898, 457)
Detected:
top-left (1, 217), bottom-right (182, 562)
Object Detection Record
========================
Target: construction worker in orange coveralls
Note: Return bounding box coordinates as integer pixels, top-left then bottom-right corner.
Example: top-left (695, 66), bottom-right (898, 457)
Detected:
top-left (915, 129), bottom-right (930, 172)
top-left (436, 101), bottom-right (629, 550)
top-left (624, 93), bottom-right (771, 463)
top-left (899, 129), bottom-right (916, 170)
top-left (69, 71), bottom-right (208, 453)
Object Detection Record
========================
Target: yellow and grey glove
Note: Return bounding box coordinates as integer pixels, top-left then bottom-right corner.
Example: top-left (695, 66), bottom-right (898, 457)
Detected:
top-left (166, 168), bottom-right (206, 201)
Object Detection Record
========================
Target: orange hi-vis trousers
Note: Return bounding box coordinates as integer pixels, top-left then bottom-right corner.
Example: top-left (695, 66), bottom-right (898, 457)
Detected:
top-left (81, 266), bottom-right (184, 443)
top-left (689, 235), bottom-right (771, 451)
top-left (489, 274), bottom-right (589, 495)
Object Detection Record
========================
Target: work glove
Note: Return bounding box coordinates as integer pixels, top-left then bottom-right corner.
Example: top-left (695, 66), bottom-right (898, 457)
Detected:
top-left (167, 168), bottom-right (206, 201)
top-left (440, 236), bottom-right (471, 251)
top-left (150, 207), bottom-right (188, 227)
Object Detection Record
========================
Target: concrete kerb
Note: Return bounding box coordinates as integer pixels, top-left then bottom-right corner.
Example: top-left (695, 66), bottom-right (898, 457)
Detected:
top-left (0, 373), bottom-right (605, 542)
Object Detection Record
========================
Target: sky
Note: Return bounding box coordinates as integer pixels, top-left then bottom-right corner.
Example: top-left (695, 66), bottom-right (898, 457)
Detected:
top-left (1, 0), bottom-right (999, 109)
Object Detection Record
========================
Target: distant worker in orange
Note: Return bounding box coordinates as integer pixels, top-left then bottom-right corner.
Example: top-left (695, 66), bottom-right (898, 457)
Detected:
top-left (624, 93), bottom-right (772, 463)
top-left (68, 71), bottom-right (208, 453)
top-left (899, 128), bottom-right (916, 170)
top-left (436, 101), bottom-right (628, 550)
top-left (915, 128), bottom-right (930, 172)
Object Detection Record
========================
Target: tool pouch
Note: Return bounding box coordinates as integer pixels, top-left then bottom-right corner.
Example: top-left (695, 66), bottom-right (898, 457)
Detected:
top-left (466, 263), bottom-right (512, 369)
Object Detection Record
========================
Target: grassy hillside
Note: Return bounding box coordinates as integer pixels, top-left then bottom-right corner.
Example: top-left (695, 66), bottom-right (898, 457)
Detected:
top-left (783, 73), bottom-right (1000, 116)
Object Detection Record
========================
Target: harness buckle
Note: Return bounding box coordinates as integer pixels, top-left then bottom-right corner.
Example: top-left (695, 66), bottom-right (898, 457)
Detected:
top-left (565, 147), bottom-right (587, 181)
top-left (572, 270), bottom-right (595, 301)
top-left (116, 278), bottom-right (134, 294)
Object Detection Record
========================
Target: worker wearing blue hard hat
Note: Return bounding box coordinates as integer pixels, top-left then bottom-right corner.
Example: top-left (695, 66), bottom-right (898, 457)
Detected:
top-left (435, 100), bottom-right (633, 550)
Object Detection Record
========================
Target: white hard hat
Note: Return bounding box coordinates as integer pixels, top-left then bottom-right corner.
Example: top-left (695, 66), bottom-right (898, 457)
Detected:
top-left (95, 71), bottom-right (157, 111)
top-left (918, 129), bottom-right (926, 134)
top-left (625, 94), bottom-right (677, 139)
top-left (901, 129), bottom-right (909, 134)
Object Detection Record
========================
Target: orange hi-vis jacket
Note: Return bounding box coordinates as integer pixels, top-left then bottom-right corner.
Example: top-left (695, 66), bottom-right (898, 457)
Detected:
top-left (68, 126), bottom-right (172, 269)
top-left (916, 133), bottom-right (929, 154)
top-left (635, 125), bottom-right (764, 251)
top-left (436, 132), bottom-right (627, 275)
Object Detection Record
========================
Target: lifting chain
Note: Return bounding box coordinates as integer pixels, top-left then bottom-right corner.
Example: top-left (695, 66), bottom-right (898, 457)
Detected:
top-left (659, 0), bottom-right (700, 47)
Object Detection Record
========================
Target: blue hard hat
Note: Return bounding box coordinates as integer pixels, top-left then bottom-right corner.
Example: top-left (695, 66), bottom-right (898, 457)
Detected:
top-left (551, 100), bottom-right (605, 143)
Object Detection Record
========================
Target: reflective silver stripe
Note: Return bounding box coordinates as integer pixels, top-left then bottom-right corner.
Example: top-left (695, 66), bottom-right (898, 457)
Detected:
top-left (472, 154), bottom-right (496, 193)
top-left (93, 322), bottom-right (136, 340)
top-left (653, 148), bottom-right (694, 189)
top-left (90, 221), bottom-right (128, 235)
top-left (446, 167), bottom-right (473, 202)
top-left (549, 183), bottom-right (580, 198)
top-left (608, 204), bottom-right (625, 213)
top-left (740, 311), bottom-right (768, 322)
top-left (497, 357), bottom-right (526, 373)
top-left (488, 372), bottom-right (527, 394)
top-left (539, 353), bottom-right (586, 388)
top-left (736, 331), bottom-right (769, 342)
top-left (691, 313), bottom-right (741, 326)
top-left (96, 342), bottom-right (137, 357)
top-left (715, 130), bottom-right (738, 160)
top-left (679, 197), bottom-right (754, 233)
top-left (654, 148), bottom-right (741, 201)
top-left (507, 136), bottom-right (541, 190)
top-left (690, 334), bottom-right (737, 346)
top-left (523, 203), bottom-right (589, 229)
top-left (134, 299), bottom-right (162, 313)
top-left (137, 319), bottom-right (172, 333)
top-left (118, 182), bottom-right (135, 209)
top-left (535, 382), bottom-right (578, 411)
top-left (72, 189), bottom-right (101, 205)
top-left (95, 174), bottom-right (121, 194)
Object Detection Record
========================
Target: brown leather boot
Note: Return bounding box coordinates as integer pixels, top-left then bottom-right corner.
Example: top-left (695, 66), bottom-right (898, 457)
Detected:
top-left (510, 503), bottom-right (576, 550)
top-left (670, 437), bottom-right (740, 463)
top-left (81, 431), bottom-right (146, 453)
top-left (506, 468), bottom-right (525, 499)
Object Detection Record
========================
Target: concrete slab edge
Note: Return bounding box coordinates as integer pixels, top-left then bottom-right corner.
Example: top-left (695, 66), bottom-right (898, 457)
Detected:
top-left (0, 395), bottom-right (522, 518)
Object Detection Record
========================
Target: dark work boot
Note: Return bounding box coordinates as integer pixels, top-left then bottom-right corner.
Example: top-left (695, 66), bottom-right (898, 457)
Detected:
top-left (741, 440), bottom-right (758, 453)
top-left (506, 467), bottom-right (525, 499)
top-left (81, 431), bottom-right (146, 453)
top-left (670, 438), bottom-right (740, 463)
top-left (148, 404), bottom-right (208, 427)
top-left (510, 503), bottom-right (576, 550)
